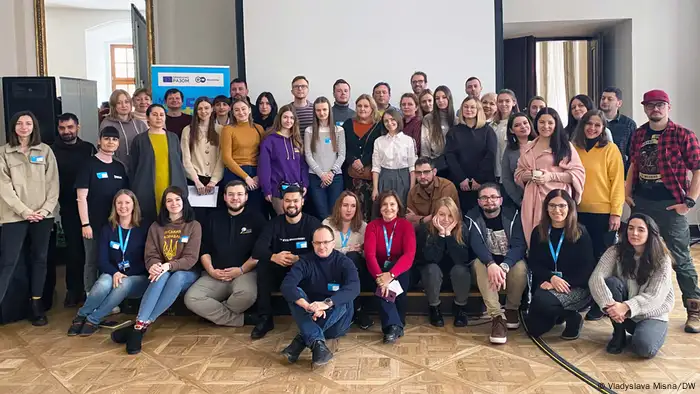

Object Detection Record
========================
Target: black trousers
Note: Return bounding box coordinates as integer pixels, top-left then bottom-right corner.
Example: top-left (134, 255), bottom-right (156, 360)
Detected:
top-left (346, 251), bottom-right (373, 312)
top-left (0, 219), bottom-right (54, 304)
top-left (255, 259), bottom-right (291, 317)
top-left (578, 212), bottom-right (616, 261)
top-left (376, 271), bottom-right (410, 329)
top-left (61, 212), bottom-right (85, 294)
top-left (525, 288), bottom-right (577, 337)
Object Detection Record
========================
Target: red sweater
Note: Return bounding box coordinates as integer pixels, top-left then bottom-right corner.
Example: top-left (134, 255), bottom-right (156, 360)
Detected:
top-left (364, 217), bottom-right (416, 278)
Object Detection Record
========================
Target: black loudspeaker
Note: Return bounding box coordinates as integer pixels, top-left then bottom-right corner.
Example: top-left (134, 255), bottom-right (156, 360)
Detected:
top-left (2, 77), bottom-right (60, 145)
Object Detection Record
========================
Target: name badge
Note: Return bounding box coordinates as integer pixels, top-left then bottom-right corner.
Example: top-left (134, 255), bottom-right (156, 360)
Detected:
top-left (383, 260), bottom-right (392, 269)
top-left (295, 241), bottom-right (307, 249)
top-left (328, 283), bottom-right (340, 292)
top-left (118, 260), bottom-right (130, 271)
top-left (181, 236), bottom-right (190, 243)
top-left (96, 172), bottom-right (108, 179)
top-left (240, 227), bottom-right (252, 234)
top-left (335, 121), bottom-right (343, 127)
top-left (324, 137), bottom-right (332, 144)
top-left (30, 155), bottom-right (44, 163)
top-left (110, 241), bottom-right (120, 250)
top-left (114, 175), bottom-right (123, 180)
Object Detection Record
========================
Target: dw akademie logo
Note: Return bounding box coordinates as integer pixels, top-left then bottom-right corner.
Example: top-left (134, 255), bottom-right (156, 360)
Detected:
top-left (195, 76), bottom-right (207, 83)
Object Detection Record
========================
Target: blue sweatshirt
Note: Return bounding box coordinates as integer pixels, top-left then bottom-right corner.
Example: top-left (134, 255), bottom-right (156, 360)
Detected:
top-left (258, 132), bottom-right (309, 198)
top-left (281, 249), bottom-right (360, 307)
top-left (98, 223), bottom-right (148, 276)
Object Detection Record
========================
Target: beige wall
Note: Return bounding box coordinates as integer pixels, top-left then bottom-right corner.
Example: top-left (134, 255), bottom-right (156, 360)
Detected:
top-left (153, 0), bottom-right (238, 73)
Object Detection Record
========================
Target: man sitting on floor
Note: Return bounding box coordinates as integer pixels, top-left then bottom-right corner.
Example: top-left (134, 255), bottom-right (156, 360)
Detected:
top-left (280, 225), bottom-right (360, 368)
top-left (184, 180), bottom-right (266, 326)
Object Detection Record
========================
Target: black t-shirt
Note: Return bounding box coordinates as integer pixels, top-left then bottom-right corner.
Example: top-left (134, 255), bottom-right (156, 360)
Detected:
top-left (636, 126), bottom-right (675, 201)
top-left (74, 157), bottom-right (129, 235)
top-left (482, 212), bottom-right (507, 264)
top-left (202, 207), bottom-right (267, 269)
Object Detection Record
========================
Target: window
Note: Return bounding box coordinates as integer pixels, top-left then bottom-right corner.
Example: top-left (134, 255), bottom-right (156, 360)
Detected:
top-left (110, 44), bottom-right (136, 94)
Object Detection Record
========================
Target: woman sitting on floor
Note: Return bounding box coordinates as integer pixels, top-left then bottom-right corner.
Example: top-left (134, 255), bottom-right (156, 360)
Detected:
top-left (588, 213), bottom-right (674, 358)
top-left (524, 189), bottom-right (595, 340)
top-left (67, 190), bottom-right (148, 336)
top-left (111, 186), bottom-right (202, 355)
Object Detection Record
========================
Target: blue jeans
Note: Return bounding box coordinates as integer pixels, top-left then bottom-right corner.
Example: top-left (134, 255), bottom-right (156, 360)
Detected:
top-left (307, 173), bottom-right (344, 220)
top-left (288, 288), bottom-right (353, 346)
top-left (78, 273), bottom-right (149, 324)
top-left (223, 166), bottom-right (263, 216)
top-left (136, 270), bottom-right (198, 323)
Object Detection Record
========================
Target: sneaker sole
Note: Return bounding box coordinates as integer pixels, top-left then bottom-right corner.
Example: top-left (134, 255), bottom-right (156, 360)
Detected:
top-left (684, 325), bottom-right (700, 333)
top-left (561, 319), bottom-right (584, 340)
top-left (489, 336), bottom-right (507, 344)
top-left (506, 322), bottom-right (520, 329)
top-left (312, 358), bottom-right (333, 368)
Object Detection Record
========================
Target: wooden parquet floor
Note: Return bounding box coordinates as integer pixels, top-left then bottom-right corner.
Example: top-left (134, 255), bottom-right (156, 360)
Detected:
top-left (2, 252), bottom-right (700, 393)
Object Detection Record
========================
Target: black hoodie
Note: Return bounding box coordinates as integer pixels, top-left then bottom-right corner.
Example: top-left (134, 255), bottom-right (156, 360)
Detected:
top-left (444, 123), bottom-right (497, 184)
top-left (51, 138), bottom-right (96, 214)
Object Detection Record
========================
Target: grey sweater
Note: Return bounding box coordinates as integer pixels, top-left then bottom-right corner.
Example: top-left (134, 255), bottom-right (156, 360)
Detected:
top-left (99, 116), bottom-right (148, 170)
top-left (332, 104), bottom-right (356, 125)
top-left (304, 125), bottom-right (346, 177)
top-left (501, 147), bottom-right (524, 205)
top-left (589, 247), bottom-right (674, 322)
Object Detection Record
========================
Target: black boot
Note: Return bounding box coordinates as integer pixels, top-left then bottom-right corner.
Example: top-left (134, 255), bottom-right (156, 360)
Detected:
top-left (453, 303), bottom-right (468, 327)
top-left (250, 315), bottom-right (274, 340)
top-left (585, 304), bottom-right (604, 321)
top-left (383, 325), bottom-right (404, 344)
top-left (126, 327), bottom-right (146, 355)
top-left (67, 315), bottom-right (86, 336)
top-left (311, 340), bottom-right (333, 367)
top-left (429, 305), bottom-right (444, 327)
top-left (353, 308), bottom-right (374, 330)
top-left (606, 321), bottom-right (627, 354)
top-left (561, 311), bottom-right (583, 340)
top-left (281, 334), bottom-right (306, 363)
top-left (30, 299), bottom-right (48, 326)
top-left (111, 323), bottom-right (135, 344)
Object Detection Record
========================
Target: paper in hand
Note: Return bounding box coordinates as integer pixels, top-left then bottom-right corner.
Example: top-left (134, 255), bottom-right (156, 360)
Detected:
top-left (388, 280), bottom-right (404, 296)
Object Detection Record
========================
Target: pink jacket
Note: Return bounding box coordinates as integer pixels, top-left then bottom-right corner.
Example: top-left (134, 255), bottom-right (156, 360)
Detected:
top-left (515, 139), bottom-right (585, 246)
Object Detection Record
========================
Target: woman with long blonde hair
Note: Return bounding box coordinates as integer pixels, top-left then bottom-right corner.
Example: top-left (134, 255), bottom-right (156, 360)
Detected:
top-left (417, 197), bottom-right (470, 327)
top-left (100, 89), bottom-right (148, 168)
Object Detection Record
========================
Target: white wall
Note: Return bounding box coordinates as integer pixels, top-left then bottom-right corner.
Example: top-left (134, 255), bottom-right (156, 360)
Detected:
top-left (45, 7), bottom-right (132, 104)
top-left (153, 0), bottom-right (237, 71)
top-left (503, 0), bottom-right (696, 132)
top-left (0, 0), bottom-right (36, 142)
top-left (243, 0), bottom-right (495, 106)
top-left (601, 19), bottom-right (633, 117)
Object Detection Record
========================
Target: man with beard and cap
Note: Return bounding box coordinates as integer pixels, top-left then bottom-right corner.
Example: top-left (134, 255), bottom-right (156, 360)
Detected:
top-left (184, 180), bottom-right (266, 326)
top-left (51, 113), bottom-right (96, 307)
top-left (250, 184), bottom-right (321, 339)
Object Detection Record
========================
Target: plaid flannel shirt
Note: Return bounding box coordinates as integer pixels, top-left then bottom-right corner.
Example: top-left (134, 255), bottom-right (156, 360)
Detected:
top-left (629, 120), bottom-right (700, 203)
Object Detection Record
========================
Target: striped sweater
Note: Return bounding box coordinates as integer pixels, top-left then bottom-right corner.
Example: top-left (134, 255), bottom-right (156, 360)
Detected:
top-left (589, 247), bottom-right (674, 322)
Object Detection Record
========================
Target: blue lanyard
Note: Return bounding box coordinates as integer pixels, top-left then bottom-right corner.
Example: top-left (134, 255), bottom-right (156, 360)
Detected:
top-left (340, 229), bottom-right (351, 249)
top-left (118, 226), bottom-right (132, 260)
top-left (382, 222), bottom-right (398, 258)
top-left (548, 227), bottom-right (564, 272)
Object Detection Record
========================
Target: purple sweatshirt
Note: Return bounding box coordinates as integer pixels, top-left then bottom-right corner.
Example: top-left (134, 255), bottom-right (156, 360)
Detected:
top-left (258, 132), bottom-right (309, 198)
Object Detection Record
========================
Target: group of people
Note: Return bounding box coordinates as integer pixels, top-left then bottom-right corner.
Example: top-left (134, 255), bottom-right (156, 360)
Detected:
top-left (0, 71), bottom-right (697, 368)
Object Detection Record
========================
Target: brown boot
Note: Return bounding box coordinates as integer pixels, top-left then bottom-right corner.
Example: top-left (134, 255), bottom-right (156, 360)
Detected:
top-left (685, 299), bottom-right (700, 333)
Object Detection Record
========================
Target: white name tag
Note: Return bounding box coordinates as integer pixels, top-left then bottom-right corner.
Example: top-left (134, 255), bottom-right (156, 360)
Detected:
top-left (181, 236), bottom-right (189, 243)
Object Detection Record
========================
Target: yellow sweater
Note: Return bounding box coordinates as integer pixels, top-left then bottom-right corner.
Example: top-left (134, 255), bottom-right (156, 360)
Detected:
top-left (150, 133), bottom-right (170, 213)
top-left (575, 142), bottom-right (624, 216)
top-left (220, 121), bottom-right (264, 180)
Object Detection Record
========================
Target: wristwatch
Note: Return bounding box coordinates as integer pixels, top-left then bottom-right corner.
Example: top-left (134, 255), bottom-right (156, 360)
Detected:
top-left (684, 197), bottom-right (696, 208)
top-left (499, 263), bottom-right (510, 274)
top-left (323, 298), bottom-right (334, 308)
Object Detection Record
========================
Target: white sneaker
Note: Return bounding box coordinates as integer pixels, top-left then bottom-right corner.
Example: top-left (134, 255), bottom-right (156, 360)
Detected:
top-left (110, 306), bottom-right (121, 315)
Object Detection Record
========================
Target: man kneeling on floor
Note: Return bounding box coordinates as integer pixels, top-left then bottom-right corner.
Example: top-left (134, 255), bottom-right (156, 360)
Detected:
top-left (280, 225), bottom-right (360, 368)
top-left (466, 183), bottom-right (528, 344)
top-left (184, 180), bottom-right (266, 326)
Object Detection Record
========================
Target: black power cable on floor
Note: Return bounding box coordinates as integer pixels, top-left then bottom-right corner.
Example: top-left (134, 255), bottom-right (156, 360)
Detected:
top-left (520, 310), bottom-right (617, 394)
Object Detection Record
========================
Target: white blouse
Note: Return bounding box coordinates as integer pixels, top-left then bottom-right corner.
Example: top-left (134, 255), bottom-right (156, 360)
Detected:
top-left (371, 132), bottom-right (416, 174)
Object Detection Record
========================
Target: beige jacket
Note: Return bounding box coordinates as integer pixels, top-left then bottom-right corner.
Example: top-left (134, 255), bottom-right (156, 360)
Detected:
top-left (0, 143), bottom-right (59, 223)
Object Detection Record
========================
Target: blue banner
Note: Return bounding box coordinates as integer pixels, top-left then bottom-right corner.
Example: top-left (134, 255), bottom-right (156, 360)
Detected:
top-left (151, 65), bottom-right (230, 115)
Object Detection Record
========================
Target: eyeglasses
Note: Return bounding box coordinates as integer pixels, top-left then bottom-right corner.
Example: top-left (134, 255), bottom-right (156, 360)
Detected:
top-left (292, 85), bottom-right (309, 90)
top-left (313, 240), bottom-right (334, 246)
top-left (644, 102), bottom-right (667, 110)
top-left (411, 79), bottom-right (425, 85)
top-left (478, 195), bottom-right (502, 202)
top-left (415, 170), bottom-right (434, 176)
top-left (547, 203), bottom-right (568, 210)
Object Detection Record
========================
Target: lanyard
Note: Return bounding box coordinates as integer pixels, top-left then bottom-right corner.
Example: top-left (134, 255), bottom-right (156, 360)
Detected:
top-left (382, 222), bottom-right (398, 258)
top-left (340, 229), bottom-right (351, 249)
top-left (118, 226), bottom-right (132, 260)
top-left (548, 227), bottom-right (564, 272)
